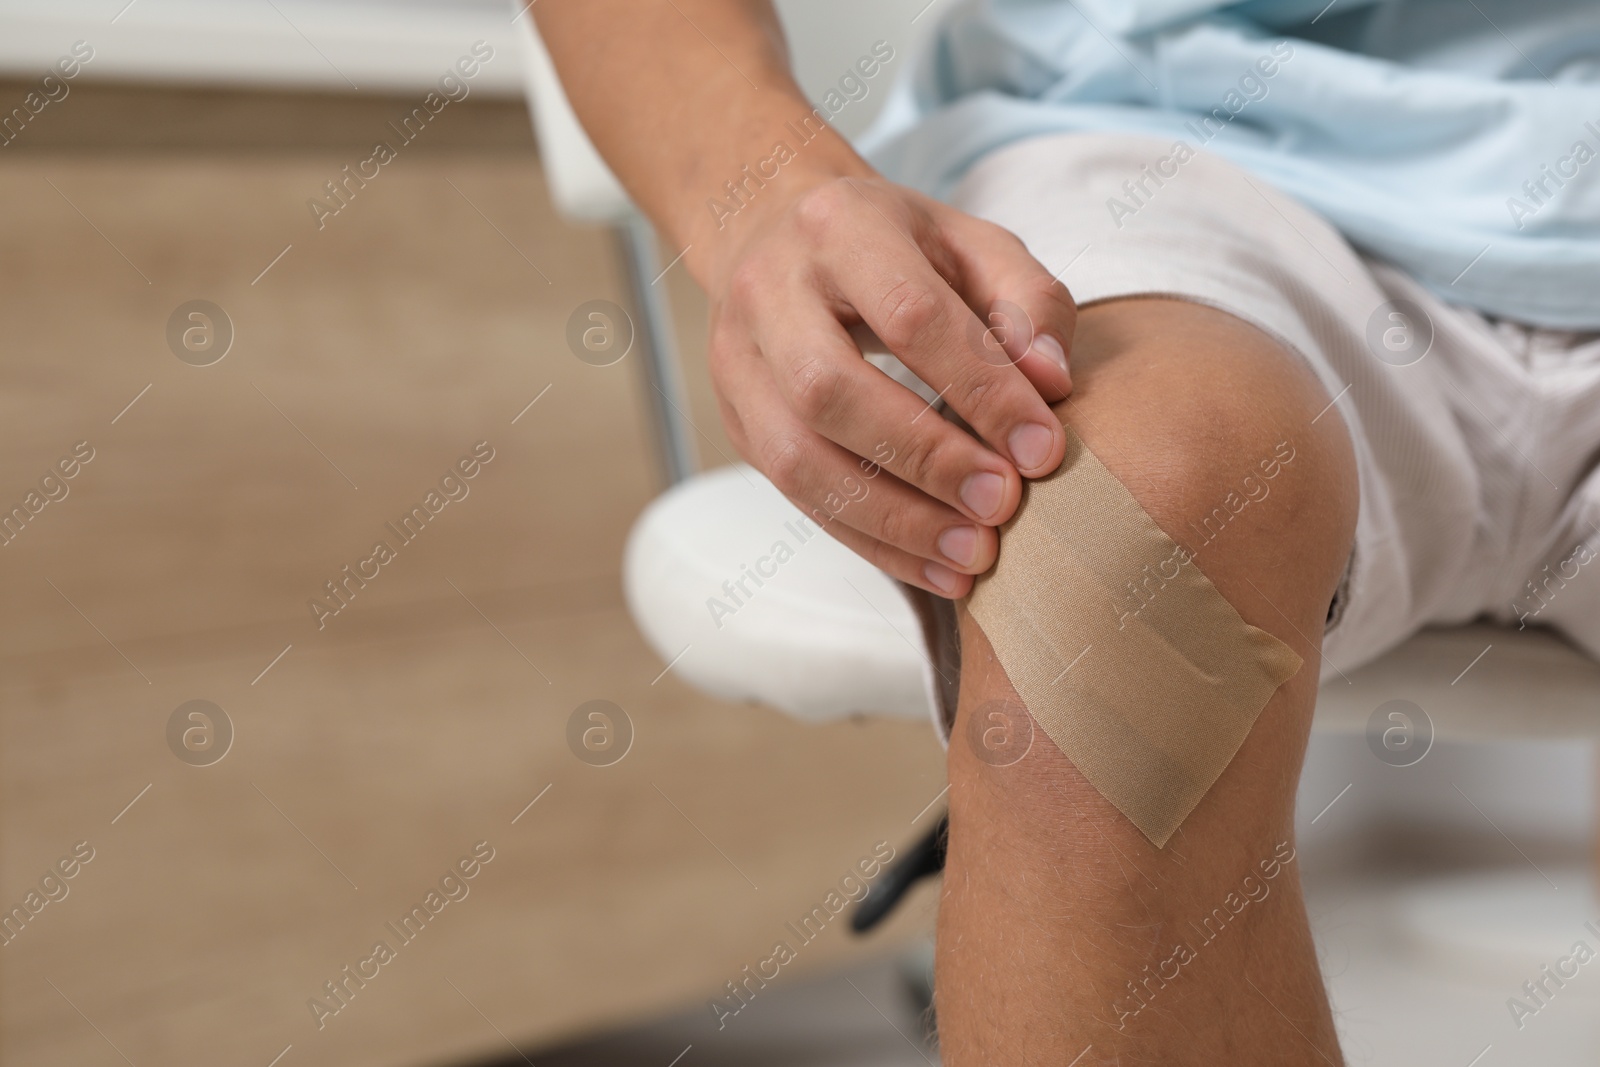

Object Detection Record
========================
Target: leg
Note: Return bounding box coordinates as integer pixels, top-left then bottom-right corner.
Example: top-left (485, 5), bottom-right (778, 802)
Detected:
top-left (936, 298), bottom-right (1358, 1065)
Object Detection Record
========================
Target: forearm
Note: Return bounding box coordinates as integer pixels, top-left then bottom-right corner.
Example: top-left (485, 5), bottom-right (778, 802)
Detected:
top-left (533, 0), bottom-right (874, 287)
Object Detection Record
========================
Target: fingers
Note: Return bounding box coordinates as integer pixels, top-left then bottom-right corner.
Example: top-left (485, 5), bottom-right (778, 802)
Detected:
top-left (705, 175), bottom-right (1081, 597)
top-left (815, 181), bottom-right (1067, 479)
top-left (932, 201), bottom-right (1077, 403)
top-left (716, 346), bottom-right (996, 591)
top-left (820, 517), bottom-right (975, 599)
top-left (753, 305), bottom-right (1022, 527)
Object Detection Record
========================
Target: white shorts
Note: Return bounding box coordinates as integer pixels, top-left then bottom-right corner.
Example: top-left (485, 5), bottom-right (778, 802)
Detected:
top-left (950, 133), bottom-right (1600, 680)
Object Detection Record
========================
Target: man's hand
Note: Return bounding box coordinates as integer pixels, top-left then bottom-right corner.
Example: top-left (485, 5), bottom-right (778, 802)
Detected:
top-left (534, 0), bottom-right (1074, 597)
top-left (705, 173), bottom-right (1076, 598)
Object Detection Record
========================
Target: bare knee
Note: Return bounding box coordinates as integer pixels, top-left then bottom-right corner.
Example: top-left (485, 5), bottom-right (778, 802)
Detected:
top-left (949, 298), bottom-right (1357, 852)
top-left (1062, 297), bottom-right (1358, 630)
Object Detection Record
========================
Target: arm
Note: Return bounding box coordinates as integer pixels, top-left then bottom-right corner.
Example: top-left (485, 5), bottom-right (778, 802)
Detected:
top-left (536, 0), bottom-right (1077, 597)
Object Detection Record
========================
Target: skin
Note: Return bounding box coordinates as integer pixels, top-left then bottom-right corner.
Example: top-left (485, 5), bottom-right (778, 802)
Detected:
top-left (942, 299), bottom-right (1357, 1065)
top-left (536, 4), bottom-right (1358, 1061)
top-left (536, 0), bottom-right (1075, 599)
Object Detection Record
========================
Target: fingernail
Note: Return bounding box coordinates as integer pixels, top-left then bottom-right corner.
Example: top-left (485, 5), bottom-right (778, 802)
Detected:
top-left (938, 525), bottom-right (979, 568)
top-left (959, 471), bottom-right (1005, 521)
top-left (924, 561), bottom-right (961, 597)
top-left (1029, 333), bottom-right (1069, 372)
top-left (1009, 422), bottom-right (1055, 472)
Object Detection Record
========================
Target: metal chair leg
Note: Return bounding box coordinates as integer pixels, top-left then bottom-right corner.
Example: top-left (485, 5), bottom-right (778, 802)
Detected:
top-left (852, 813), bottom-right (948, 934)
top-left (616, 214), bottom-right (697, 486)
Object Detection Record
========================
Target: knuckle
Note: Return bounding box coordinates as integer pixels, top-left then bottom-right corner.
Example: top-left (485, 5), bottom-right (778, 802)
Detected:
top-left (997, 288), bottom-right (1070, 352)
top-left (1035, 281), bottom-right (1078, 329)
top-left (876, 281), bottom-right (943, 351)
top-left (793, 181), bottom-right (850, 239)
top-left (893, 429), bottom-right (946, 489)
top-left (761, 431), bottom-right (811, 495)
top-left (953, 370), bottom-right (1006, 427)
top-left (872, 504), bottom-right (919, 553)
top-left (1021, 275), bottom-right (1064, 311)
top-left (787, 357), bottom-right (847, 425)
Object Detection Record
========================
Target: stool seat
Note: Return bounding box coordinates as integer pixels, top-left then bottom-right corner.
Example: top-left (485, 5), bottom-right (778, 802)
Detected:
top-left (625, 465), bottom-right (1600, 740)
top-left (625, 464), bottom-right (928, 723)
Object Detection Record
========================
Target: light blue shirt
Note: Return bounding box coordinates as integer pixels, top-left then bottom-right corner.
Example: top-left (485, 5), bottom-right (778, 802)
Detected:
top-left (860, 0), bottom-right (1600, 328)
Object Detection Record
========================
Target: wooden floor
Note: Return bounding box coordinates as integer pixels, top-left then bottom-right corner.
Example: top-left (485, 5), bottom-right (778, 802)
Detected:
top-left (0, 81), bottom-right (944, 1067)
